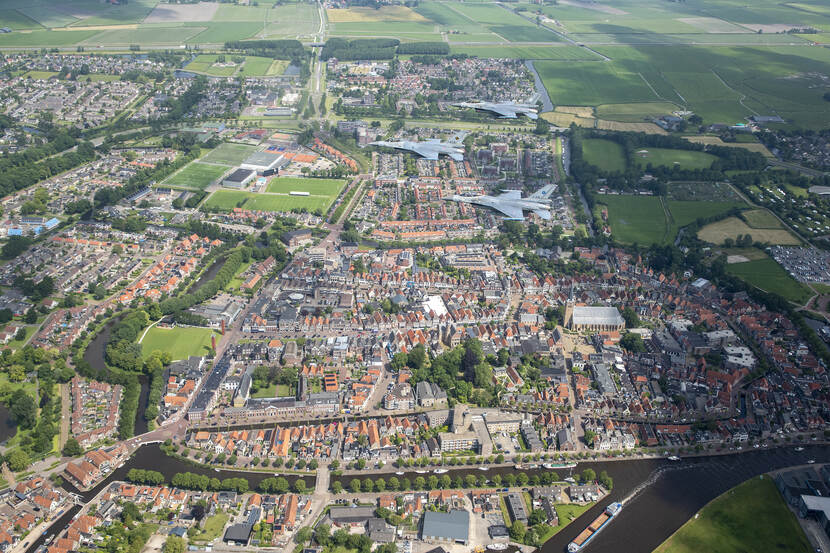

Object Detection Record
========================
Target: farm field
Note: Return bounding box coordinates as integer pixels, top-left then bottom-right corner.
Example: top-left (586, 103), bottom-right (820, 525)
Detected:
top-left (684, 135), bottom-right (774, 157)
top-left (667, 200), bottom-right (744, 231)
top-left (726, 254), bottom-right (813, 304)
top-left (265, 177), bottom-right (346, 198)
top-left (185, 54), bottom-right (239, 76)
top-left (326, 6), bottom-right (427, 23)
top-left (600, 195), bottom-right (667, 244)
top-left (200, 143), bottom-right (258, 166)
top-left (204, 190), bottom-right (332, 213)
top-left (654, 476), bottom-right (812, 553)
top-left (742, 208), bottom-right (785, 229)
top-left (582, 139), bottom-right (627, 172)
top-left (633, 148), bottom-right (718, 170)
top-left (0, 9), bottom-right (42, 29)
top-left (162, 162), bottom-right (228, 191)
top-left (698, 216), bottom-right (801, 245)
top-left (140, 326), bottom-right (218, 361)
top-left (450, 45), bottom-right (600, 60)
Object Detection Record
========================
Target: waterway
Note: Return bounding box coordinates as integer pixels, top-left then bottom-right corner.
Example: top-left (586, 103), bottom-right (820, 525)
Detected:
top-left (331, 445), bottom-right (830, 553)
top-left (82, 316), bottom-right (149, 435)
top-left (0, 404), bottom-right (16, 444)
top-left (191, 256), bottom-right (227, 293)
top-left (525, 61), bottom-right (554, 113)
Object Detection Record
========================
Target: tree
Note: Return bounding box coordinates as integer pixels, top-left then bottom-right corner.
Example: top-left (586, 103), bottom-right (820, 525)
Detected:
top-left (332, 481), bottom-right (343, 494)
top-left (580, 468), bottom-right (596, 483)
top-left (510, 520), bottom-right (526, 542)
top-left (620, 332), bottom-right (646, 353)
top-left (7, 449), bottom-right (29, 471)
top-left (294, 479), bottom-right (307, 494)
top-left (62, 437), bottom-right (83, 457)
top-left (528, 509), bottom-right (546, 526)
top-left (295, 527), bottom-right (313, 544)
top-left (163, 536), bottom-right (185, 553)
top-left (350, 479), bottom-right (361, 493)
top-left (9, 389), bottom-right (37, 429)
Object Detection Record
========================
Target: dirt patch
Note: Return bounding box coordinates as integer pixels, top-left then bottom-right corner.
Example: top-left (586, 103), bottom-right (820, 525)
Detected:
top-left (556, 106), bottom-right (595, 117)
top-left (144, 2), bottom-right (219, 23)
top-left (597, 120), bottom-right (667, 134)
top-left (699, 216), bottom-right (801, 245)
top-left (559, 0), bottom-right (627, 15)
top-left (727, 254), bottom-right (750, 264)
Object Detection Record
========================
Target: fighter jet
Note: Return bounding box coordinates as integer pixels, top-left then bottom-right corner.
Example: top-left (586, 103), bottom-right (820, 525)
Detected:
top-left (453, 95), bottom-right (540, 120)
top-left (369, 132), bottom-right (467, 161)
top-left (448, 185), bottom-right (556, 221)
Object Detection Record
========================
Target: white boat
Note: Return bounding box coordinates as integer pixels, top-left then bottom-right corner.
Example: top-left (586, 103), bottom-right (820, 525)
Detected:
top-left (415, 470), bottom-right (427, 474)
top-left (478, 466), bottom-right (489, 471)
top-left (527, 463), bottom-right (538, 469)
top-left (667, 456), bottom-right (680, 461)
top-left (395, 471), bottom-right (405, 475)
top-left (433, 469), bottom-right (448, 474)
top-left (543, 462), bottom-right (577, 469)
top-left (514, 464), bottom-right (523, 469)
top-left (795, 447), bottom-right (805, 452)
top-left (214, 468), bottom-right (220, 472)
top-left (808, 459), bottom-right (816, 464)
top-left (487, 544), bottom-right (508, 551)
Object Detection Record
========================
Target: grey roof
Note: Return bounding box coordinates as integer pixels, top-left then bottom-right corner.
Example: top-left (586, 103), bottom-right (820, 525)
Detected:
top-left (329, 506), bottom-right (375, 524)
top-left (242, 152), bottom-right (284, 169)
top-left (421, 510), bottom-right (469, 542)
top-left (225, 168), bottom-right (256, 183)
top-left (223, 523), bottom-right (252, 543)
top-left (572, 306), bottom-right (624, 327)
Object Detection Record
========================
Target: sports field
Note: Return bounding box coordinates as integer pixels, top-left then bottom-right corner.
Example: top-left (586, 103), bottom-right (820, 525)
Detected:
top-left (141, 326), bottom-right (218, 361)
top-left (204, 190), bottom-right (332, 213)
top-left (633, 148), bottom-right (718, 170)
top-left (726, 254), bottom-right (812, 304)
top-left (582, 139), bottom-right (627, 172)
top-left (654, 476), bottom-right (811, 553)
top-left (265, 177), bottom-right (345, 197)
top-left (200, 143), bottom-right (258, 166)
top-left (600, 195), bottom-right (666, 244)
top-left (162, 162), bottom-right (228, 191)
top-left (698, 216), bottom-right (801, 245)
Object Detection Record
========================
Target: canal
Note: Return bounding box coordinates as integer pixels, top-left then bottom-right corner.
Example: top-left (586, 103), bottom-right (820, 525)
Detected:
top-left (191, 256), bottom-right (227, 293)
top-left (0, 404), bottom-right (16, 444)
top-left (332, 444), bottom-right (830, 553)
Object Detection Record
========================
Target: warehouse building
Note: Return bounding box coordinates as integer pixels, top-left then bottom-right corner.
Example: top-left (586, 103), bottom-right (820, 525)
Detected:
top-left (223, 168), bottom-right (256, 189)
top-left (420, 510), bottom-right (470, 545)
top-left (241, 151), bottom-right (288, 175)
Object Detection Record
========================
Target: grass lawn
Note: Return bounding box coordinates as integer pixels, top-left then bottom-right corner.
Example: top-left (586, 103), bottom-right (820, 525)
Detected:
top-left (0, 29), bottom-right (99, 47)
top-left (162, 162), bottom-right (228, 190)
top-left (265, 177), bottom-right (345, 198)
top-left (583, 138), bottom-right (627, 172)
top-left (726, 254), bottom-right (812, 304)
top-left (0, 9), bottom-right (42, 29)
top-left (251, 383), bottom-right (277, 399)
top-left (140, 326), bottom-right (218, 361)
top-left (200, 143), bottom-right (258, 166)
top-left (633, 148), bottom-right (718, 170)
top-left (654, 476), bottom-right (811, 553)
top-left (5, 326), bottom-right (37, 351)
top-left (742, 208), bottom-right (784, 229)
top-left (600, 195), bottom-right (667, 244)
top-left (190, 511), bottom-right (229, 543)
top-left (668, 201), bottom-right (744, 229)
top-left (204, 190), bottom-right (332, 213)
top-left (540, 503), bottom-right (595, 541)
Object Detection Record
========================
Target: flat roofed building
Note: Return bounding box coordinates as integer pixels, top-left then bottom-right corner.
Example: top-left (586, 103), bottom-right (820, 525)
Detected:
top-left (438, 431), bottom-right (478, 453)
top-left (566, 304), bottom-right (625, 332)
top-left (223, 168), bottom-right (256, 189)
top-left (421, 510), bottom-right (470, 545)
top-left (241, 152), bottom-right (287, 174)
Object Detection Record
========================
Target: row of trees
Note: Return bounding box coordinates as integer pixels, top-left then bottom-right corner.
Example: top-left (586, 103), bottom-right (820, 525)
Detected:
top-left (170, 472), bottom-right (250, 493)
top-left (332, 468), bottom-right (567, 494)
top-left (126, 469), bottom-right (165, 485)
top-left (159, 249), bottom-right (245, 315)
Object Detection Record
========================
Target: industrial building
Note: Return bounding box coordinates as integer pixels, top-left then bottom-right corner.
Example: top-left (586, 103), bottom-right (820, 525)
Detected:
top-left (420, 510), bottom-right (470, 545)
top-left (241, 151), bottom-right (288, 175)
top-left (223, 168), bottom-right (256, 189)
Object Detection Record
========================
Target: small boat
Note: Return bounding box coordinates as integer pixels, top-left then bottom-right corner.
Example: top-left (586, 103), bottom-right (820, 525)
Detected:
top-left (433, 469), bottom-right (448, 474)
top-left (527, 463), bottom-right (538, 469)
top-left (795, 447), bottom-right (805, 452)
top-left (214, 468), bottom-right (220, 472)
top-left (395, 471), bottom-right (405, 475)
top-left (543, 462), bottom-right (577, 469)
top-left (667, 455), bottom-right (680, 461)
top-left (415, 470), bottom-right (427, 474)
top-left (808, 459), bottom-right (816, 464)
top-left (487, 544), bottom-right (508, 551)
top-left (568, 502), bottom-right (622, 552)
top-left (514, 464), bottom-right (523, 469)
top-left (478, 466), bottom-right (489, 471)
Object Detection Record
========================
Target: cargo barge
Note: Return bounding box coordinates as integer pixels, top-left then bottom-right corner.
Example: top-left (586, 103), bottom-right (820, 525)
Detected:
top-left (567, 502), bottom-right (622, 552)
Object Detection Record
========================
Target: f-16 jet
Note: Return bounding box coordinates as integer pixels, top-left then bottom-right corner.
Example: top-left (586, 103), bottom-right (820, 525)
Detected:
top-left (448, 184), bottom-right (556, 221)
top-left (369, 132), bottom-right (467, 161)
top-left (453, 97), bottom-right (539, 120)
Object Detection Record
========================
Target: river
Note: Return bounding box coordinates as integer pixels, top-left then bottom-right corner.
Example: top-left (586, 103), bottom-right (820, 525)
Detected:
top-left (191, 256), bottom-right (228, 293)
top-left (330, 445), bottom-right (830, 553)
top-left (0, 404), bottom-right (16, 444)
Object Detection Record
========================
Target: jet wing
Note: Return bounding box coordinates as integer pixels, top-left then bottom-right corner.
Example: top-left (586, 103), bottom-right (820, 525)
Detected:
top-left (529, 184), bottom-right (556, 200)
top-left (449, 152), bottom-right (464, 161)
top-left (411, 145), bottom-right (439, 160)
top-left (494, 204), bottom-right (525, 220)
top-left (498, 190), bottom-right (523, 200)
top-left (533, 209), bottom-right (552, 220)
top-left (489, 105), bottom-right (518, 118)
